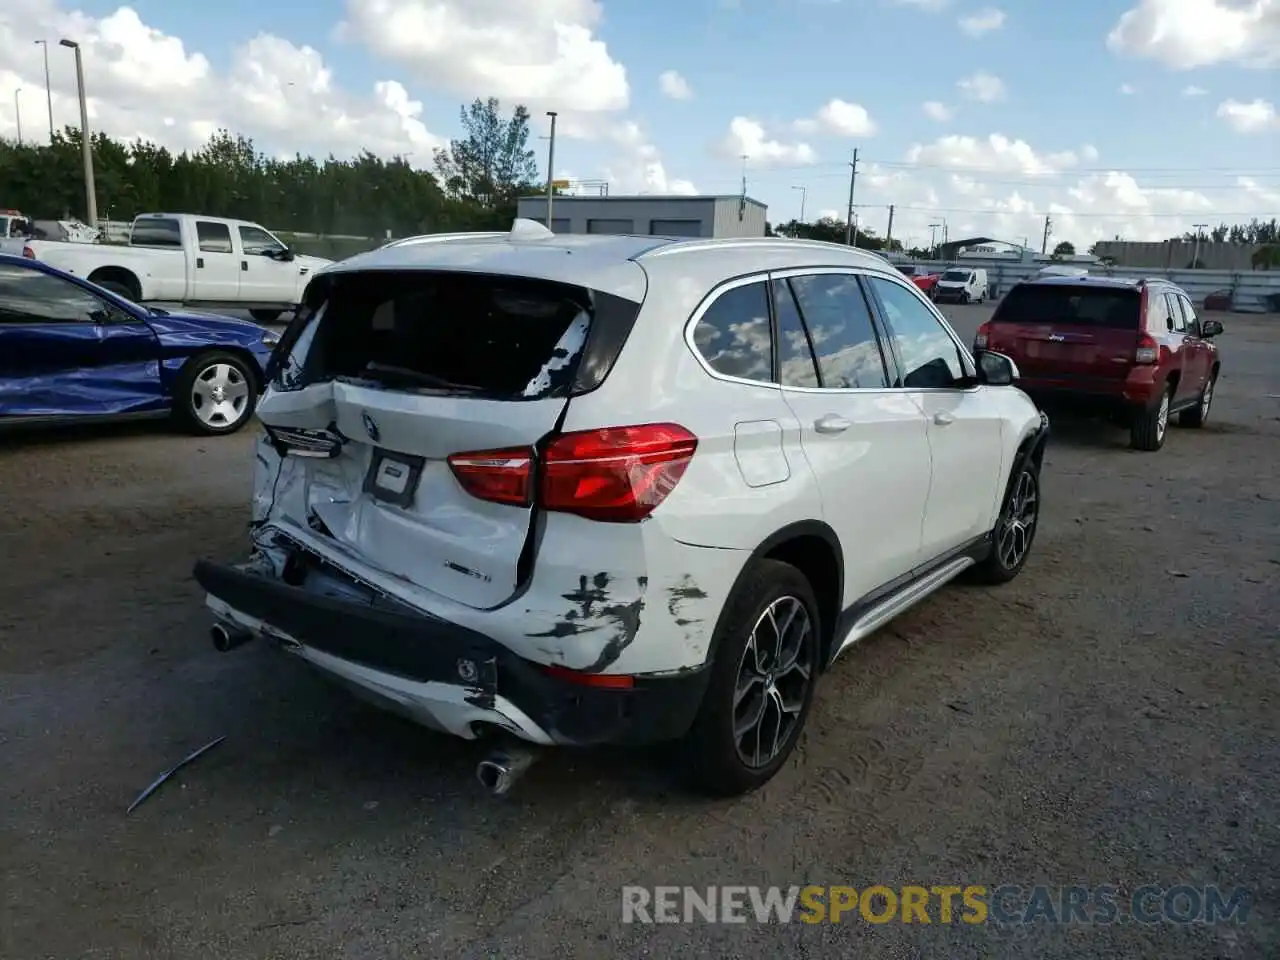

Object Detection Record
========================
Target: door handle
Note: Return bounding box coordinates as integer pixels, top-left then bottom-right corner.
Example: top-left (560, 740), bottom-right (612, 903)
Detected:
top-left (814, 414), bottom-right (851, 434)
top-left (241, 260), bottom-right (248, 271)
top-left (933, 412), bottom-right (955, 426)
top-left (196, 257), bottom-right (204, 269)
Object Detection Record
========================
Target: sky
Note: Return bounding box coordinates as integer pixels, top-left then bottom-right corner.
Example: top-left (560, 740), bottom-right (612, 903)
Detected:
top-left (0, 0), bottom-right (1278, 249)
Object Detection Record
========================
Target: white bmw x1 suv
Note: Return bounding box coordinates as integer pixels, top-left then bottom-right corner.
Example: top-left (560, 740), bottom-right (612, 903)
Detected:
top-left (195, 220), bottom-right (1048, 797)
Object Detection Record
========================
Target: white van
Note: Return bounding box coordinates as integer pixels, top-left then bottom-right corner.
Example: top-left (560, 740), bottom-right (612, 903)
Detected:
top-left (933, 267), bottom-right (988, 304)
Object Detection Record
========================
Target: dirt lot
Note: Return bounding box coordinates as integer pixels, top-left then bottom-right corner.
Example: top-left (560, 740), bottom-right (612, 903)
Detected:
top-left (2, 306), bottom-right (1277, 959)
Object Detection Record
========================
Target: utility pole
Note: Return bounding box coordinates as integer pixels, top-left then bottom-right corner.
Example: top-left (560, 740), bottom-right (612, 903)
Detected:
top-left (844, 149), bottom-right (859, 245)
top-left (12, 89), bottom-right (20, 145)
top-left (35, 41), bottom-right (53, 141)
top-left (544, 111), bottom-right (558, 229)
top-left (1041, 214), bottom-right (1052, 254)
top-left (928, 222), bottom-right (941, 258)
top-left (792, 185), bottom-right (807, 223)
top-left (60, 39), bottom-right (97, 228)
top-left (1191, 223), bottom-right (1208, 268)
top-left (885, 204), bottom-right (895, 251)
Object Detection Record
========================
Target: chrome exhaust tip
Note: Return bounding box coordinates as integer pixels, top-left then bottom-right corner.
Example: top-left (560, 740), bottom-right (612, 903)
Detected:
top-left (211, 621), bottom-right (252, 653)
top-left (476, 747), bottom-right (538, 796)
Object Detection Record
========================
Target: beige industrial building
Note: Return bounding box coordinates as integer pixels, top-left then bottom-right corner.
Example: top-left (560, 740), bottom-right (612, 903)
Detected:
top-left (516, 194), bottom-right (768, 239)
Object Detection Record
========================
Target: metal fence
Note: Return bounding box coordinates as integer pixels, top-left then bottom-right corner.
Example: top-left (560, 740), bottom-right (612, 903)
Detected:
top-left (899, 258), bottom-right (1280, 313)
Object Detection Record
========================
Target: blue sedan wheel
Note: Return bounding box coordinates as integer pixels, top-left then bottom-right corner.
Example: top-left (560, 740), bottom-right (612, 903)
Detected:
top-left (174, 350), bottom-right (258, 436)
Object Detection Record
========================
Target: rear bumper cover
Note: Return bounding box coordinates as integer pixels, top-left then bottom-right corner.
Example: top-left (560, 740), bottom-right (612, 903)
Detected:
top-left (193, 559), bottom-right (709, 748)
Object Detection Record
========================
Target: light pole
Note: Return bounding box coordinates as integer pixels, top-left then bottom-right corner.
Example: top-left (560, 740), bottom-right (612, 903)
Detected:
top-left (1191, 223), bottom-right (1208, 267)
top-left (544, 111), bottom-right (557, 230)
top-left (35, 40), bottom-right (54, 141)
top-left (13, 89), bottom-right (21, 144)
top-left (60, 38), bottom-right (97, 228)
top-left (791, 185), bottom-right (807, 223)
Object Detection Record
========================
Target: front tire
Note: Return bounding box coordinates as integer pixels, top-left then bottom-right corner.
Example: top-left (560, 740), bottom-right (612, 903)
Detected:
top-left (173, 350), bottom-right (258, 436)
top-left (1130, 385), bottom-right (1171, 451)
top-left (969, 458), bottom-right (1041, 585)
top-left (681, 559), bottom-right (820, 797)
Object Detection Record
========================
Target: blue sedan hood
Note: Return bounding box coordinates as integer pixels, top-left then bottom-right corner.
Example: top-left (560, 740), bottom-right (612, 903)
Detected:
top-left (144, 309), bottom-right (272, 348)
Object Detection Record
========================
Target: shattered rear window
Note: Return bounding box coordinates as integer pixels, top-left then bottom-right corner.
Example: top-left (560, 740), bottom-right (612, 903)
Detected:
top-left (278, 271), bottom-right (595, 400)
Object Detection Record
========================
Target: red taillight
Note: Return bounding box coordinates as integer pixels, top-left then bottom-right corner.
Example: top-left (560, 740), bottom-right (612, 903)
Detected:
top-left (447, 448), bottom-right (533, 506)
top-left (448, 423), bottom-right (698, 522)
top-left (21, 245), bottom-right (34, 259)
top-left (542, 664), bottom-right (635, 688)
top-left (1135, 332), bottom-right (1159, 364)
top-left (542, 423), bottom-right (697, 523)
top-left (974, 321), bottom-right (992, 350)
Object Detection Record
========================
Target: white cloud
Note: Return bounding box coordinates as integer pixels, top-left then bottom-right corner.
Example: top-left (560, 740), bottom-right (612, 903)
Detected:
top-left (905, 134), bottom-right (1080, 175)
top-left (722, 117), bottom-right (817, 166)
top-left (922, 101), bottom-right (954, 121)
top-left (1238, 176), bottom-right (1280, 206)
top-left (794, 99), bottom-right (877, 137)
top-left (958, 7), bottom-right (1006, 36)
top-left (1182, 84), bottom-right (1208, 97)
top-left (1081, 144), bottom-right (1100, 161)
top-left (0, 0), bottom-right (445, 159)
top-left (602, 121), bottom-right (697, 195)
top-left (337, 0), bottom-right (630, 113)
top-left (1216, 98), bottom-right (1280, 132)
top-left (658, 70), bottom-right (692, 100)
top-left (1119, 83), bottom-right (1137, 95)
top-left (1107, 0), bottom-right (1280, 69)
top-left (957, 71), bottom-right (1006, 102)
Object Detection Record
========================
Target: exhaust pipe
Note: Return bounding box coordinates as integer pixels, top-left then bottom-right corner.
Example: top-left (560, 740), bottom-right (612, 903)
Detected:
top-left (211, 621), bottom-right (253, 653)
top-left (476, 745), bottom-right (539, 796)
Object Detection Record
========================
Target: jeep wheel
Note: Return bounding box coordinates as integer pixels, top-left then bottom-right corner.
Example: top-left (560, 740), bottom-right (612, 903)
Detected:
top-left (1130, 386), bottom-right (1171, 451)
top-left (1178, 372), bottom-right (1216, 428)
top-left (681, 559), bottom-right (819, 797)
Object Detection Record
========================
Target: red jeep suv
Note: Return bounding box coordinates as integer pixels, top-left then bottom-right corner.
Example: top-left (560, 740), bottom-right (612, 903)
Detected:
top-left (974, 276), bottom-right (1223, 452)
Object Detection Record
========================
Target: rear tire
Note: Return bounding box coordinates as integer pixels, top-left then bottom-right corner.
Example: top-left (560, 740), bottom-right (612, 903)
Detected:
top-left (96, 280), bottom-right (137, 300)
top-left (968, 458), bottom-right (1040, 585)
top-left (1178, 371), bottom-right (1216, 427)
top-left (1130, 386), bottom-right (1171, 451)
top-left (250, 309), bottom-right (281, 324)
top-left (680, 559), bottom-right (820, 797)
top-left (172, 350), bottom-right (258, 436)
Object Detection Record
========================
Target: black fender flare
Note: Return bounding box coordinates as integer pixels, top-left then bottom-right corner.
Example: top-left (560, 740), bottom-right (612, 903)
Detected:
top-left (698, 519), bottom-right (843, 670)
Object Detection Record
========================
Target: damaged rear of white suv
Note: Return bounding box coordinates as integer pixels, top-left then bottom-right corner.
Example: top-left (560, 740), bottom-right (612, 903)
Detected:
top-left (195, 221), bottom-right (1048, 797)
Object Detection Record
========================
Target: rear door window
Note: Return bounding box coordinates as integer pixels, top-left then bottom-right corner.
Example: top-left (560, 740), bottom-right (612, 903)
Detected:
top-left (773, 280), bottom-right (819, 388)
top-left (282, 271), bottom-right (608, 399)
top-left (993, 284), bottom-right (1141, 329)
top-left (786, 273), bottom-right (890, 389)
top-left (691, 281), bottom-right (774, 383)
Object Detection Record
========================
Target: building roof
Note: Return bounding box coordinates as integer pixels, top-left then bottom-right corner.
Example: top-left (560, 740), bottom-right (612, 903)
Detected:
top-left (518, 193), bottom-right (767, 207)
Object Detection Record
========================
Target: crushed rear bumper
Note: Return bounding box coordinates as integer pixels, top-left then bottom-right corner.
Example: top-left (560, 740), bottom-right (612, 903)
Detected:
top-left (193, 558), bottom-right (710, 748)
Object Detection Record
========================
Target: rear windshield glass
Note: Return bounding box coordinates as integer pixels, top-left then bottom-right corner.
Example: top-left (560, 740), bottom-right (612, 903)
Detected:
top-left (941, 270), bottom-right (970, 281)
top-left (277, 271), bottom-right (598, 399)
top-left (993, 284), bottom-right (1140, 329)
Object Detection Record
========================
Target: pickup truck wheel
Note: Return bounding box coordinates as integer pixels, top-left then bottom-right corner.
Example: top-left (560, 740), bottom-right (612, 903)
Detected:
top-left (249, 309), bottom-right (281, 324)
top-left (1130, 386), bottom-right (1171, 452)
top-left (96, 280), bottom-right (137, 300)
top-left (173, 351), bottom-right (258, 436)
top-left (680, 559), bottom-right (819, 797)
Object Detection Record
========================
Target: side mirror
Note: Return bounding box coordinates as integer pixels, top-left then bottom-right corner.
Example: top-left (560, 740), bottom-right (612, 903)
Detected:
top-left (976, 350), bottom-right (1018, 386)
top-left (1200, 318), bottom-right (1224, 338)
top-left (277, 248), bottom-right (295, 262)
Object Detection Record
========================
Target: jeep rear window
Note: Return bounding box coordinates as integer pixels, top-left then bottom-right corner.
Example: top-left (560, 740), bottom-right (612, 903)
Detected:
top-left (993, 284), bottom-right (1140, 329)
top-left (277, 271), bottom-right (601, 399)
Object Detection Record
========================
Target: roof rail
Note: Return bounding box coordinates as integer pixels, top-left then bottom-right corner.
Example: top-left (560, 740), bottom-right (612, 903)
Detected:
top-left (637, 235), bottom-right (893, 263)
top-left (382, 230), bottom-right (508, 248)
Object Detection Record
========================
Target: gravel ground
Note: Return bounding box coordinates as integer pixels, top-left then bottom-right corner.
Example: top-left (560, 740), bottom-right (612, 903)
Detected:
top-left (2, 305), bottom-right (1277, 959)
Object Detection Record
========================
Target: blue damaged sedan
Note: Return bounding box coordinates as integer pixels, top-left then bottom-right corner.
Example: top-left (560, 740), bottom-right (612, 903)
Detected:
top-left (0, 253), bottom-right (278, 435)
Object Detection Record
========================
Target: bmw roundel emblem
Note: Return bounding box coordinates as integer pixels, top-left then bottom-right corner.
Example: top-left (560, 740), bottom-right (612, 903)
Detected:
top-left (362, 412), bottom-right (380, 443)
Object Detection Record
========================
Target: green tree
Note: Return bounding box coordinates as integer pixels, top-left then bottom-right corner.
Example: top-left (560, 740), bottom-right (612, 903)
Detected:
top-left (432, 97), bottom-right (539, 223)
top-left (1052, 240), bottom-right (1076, 257)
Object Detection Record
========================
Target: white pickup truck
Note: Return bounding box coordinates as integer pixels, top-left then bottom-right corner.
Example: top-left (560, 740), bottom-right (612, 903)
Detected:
top-left (19, 213), bottom-right (333, 322)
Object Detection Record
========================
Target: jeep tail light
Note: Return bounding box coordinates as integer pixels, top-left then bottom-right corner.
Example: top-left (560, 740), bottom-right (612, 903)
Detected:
top-left (1135, 332), bottom-right (1159, 364)
top-left (22, 245), bottom-right (34, 259)
top-left (542, 423), bottom-right (698, 523)
top-left (974, 321), bottom-right (992, 350)
top-left (448, 449), bottom-right (534, 506)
